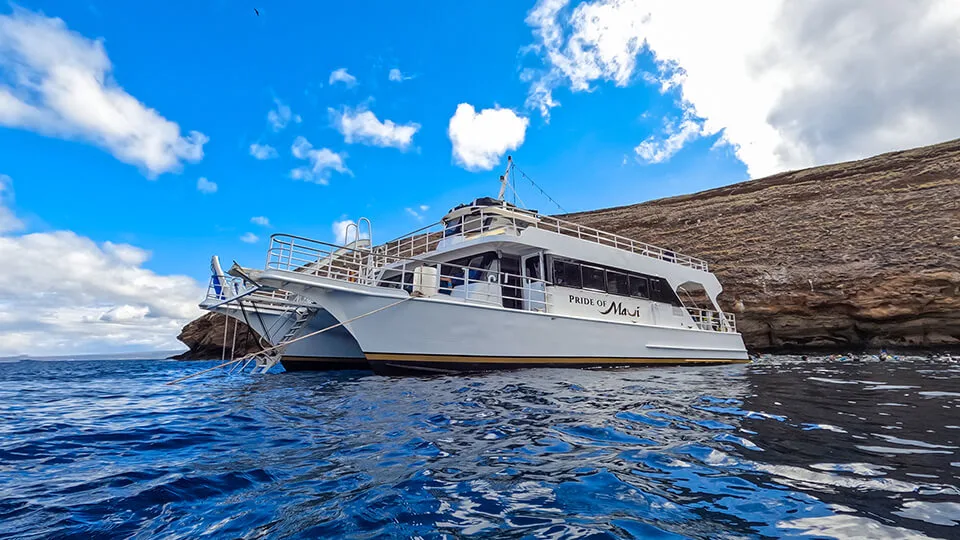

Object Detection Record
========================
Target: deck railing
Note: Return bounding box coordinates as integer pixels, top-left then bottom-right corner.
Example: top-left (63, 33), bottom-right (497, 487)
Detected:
top-left (266, 234), bottom-right (553, 311)
top-left (205, 275), bottom-right (307, 308)
top-left (264, 234), bottom-right (735, 332)
top-left (685, 307), bottom-right (737, 333)
top-left (372, 207), bottom-right (709, 271)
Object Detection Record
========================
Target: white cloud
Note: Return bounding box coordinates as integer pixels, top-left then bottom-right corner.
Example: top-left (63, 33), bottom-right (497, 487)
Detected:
top-left (266, 99), bottom-right (300, 131)
top-left (249, 143), bottom-right (278, 160)
top-left (388, 68), bottom-right (412, 82)
top-left (250, 216), bottom-right (271, 227)
top-left (329, 68), bottom-right (357, 87)
top-left (240, 232), bottom-right (259, 243)
top-left (448, 103), bottom-right (529, 171)
top-left (0, 9), bottom-right (207, 176)
top-left (404, 205), bottom-right (431, 221)
top-left (196, 177), bottom-right (217, 194)
top-left (634, 116), bottom-right (703, 164)
top-left (290, 136), bottom-right (351, 185)
top-left (524, 0), bottom-right (960, 177)
top-left (0, 175), bottom-right (24, 234)
top-left (99, 304), bottom-right (149, 322)
top-left (0, 184), bottom-right (204, 355)
top-left (329, 106), bottom-right (420, 150)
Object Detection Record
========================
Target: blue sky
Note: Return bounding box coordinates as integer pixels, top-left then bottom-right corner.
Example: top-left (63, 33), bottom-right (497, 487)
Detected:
top-left (2, 1), bottom-right (956, 354)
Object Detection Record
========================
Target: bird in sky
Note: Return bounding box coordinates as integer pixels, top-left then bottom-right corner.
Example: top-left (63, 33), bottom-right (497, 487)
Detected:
top-left (254, 8), bottom-right (260, 16)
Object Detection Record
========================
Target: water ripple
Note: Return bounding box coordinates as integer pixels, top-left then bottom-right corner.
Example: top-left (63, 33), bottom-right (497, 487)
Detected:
top-left (0, 356), bottom-right (958, 538)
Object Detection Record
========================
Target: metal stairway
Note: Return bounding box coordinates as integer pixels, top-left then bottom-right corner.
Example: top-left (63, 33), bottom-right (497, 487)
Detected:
top-left (245, 306), bottom-right (316, 373)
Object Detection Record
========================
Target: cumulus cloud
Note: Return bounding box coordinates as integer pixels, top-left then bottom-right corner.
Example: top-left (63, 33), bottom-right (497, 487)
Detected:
top-left (0, 9), bottom-right (207, 176)
top-left (0, 182), bottom-right (205, 355)
top-left (329, 68), bottom-right (357, 87)
top-left (240, 232), bottom-right (259, 243)
top-left (196, 177), bottom-right (217, 194)
top-left (250, 216), bottom-right (270, 227)
top-left (0, 175), bottom-right (24, 234)
top-left (329, 106), bottom-right (420, 150)
top-left (523, 0), bottom-right (960, 177)
top-left (290, 136), bottom-right (351, 185)
top-left (448, 103), bottom-right (529, 171)
top-left (249, 142), bottom-right (278, 160)
top-left (266, 98), bottom-right (300, 131)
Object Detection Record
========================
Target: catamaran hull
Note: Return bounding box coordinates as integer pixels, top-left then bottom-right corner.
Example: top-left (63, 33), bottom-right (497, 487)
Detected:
top-left (304, 287), bottom-right (749, 375)
top-left (210, 304), bottom-right (367, 370)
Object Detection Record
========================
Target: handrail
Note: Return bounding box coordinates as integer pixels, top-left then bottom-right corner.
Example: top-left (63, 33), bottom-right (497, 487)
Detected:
top-left (263, 234), bottom-right (736, 333)
top-left (366, 206), bottom-right (709, 271)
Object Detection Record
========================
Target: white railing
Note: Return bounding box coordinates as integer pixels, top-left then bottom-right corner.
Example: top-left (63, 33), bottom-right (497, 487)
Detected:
top-left (685, 307), bottom-right (737, 333)
top-left (205, 275), bottom-right (307, 309)
top-left (372, 206), bottom-right (709, 271)
top-left (266, 234), bottom-right (553, 312)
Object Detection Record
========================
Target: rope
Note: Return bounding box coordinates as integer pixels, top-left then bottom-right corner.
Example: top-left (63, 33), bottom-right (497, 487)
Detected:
top-left (514, 164), bottom-right (567, 213)
top-left (166, 295), bottom-right (415, 385)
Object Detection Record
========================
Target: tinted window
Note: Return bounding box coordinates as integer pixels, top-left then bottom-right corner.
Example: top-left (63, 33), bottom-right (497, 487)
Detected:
top-left (606, 271), bottom-right (629, 295)
top-left (629, 276), bottom-right (649, 298)
top-left (524, 256), bottom-right (541, 280)
top-left (553, 260), bottom-right (582, 288)
top-left (651, 279), bottom-right (663, 300)
top-left (582, 265), bottom-right (606, 291)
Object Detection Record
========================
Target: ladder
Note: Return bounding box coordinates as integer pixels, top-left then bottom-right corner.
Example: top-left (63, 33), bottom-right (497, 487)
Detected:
top-left (245, 306), bottom-right (316, 373)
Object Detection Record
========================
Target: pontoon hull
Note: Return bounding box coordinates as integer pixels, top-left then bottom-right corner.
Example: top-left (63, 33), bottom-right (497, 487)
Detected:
top-left (280, 283), bottom-right (749, 375)
top-left (210, 304), bottom-right (367, 370)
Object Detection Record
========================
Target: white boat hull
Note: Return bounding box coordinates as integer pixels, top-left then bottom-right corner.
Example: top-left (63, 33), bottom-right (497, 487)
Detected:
top-left (270, 276), bottom-right (749, 374)
top-left (209, 304), bottom-right (366, 370)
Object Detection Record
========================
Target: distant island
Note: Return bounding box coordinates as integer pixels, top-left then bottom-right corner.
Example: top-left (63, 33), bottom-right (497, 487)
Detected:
top-left (176, 139), bottom-right (960, 359)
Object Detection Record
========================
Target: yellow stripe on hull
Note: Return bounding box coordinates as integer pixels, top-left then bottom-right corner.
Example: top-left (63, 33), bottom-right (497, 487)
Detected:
top-left (365, 353), bottom-right (750, 365)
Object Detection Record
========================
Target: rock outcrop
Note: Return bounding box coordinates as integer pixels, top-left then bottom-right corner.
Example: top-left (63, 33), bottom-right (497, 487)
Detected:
top-left (171, 312), bottom-right (262, 360)
top-left (564, 140), bottom-right (960, 351)
top-left (175, 139), bottom-right (960, 356)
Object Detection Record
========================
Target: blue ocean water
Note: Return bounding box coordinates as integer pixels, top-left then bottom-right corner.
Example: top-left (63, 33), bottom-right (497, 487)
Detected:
top-left (1, 357), bottom-right (958, 539)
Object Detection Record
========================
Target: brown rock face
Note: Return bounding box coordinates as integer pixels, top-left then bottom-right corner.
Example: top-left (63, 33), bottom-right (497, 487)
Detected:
top-left (171, 312), bottom-right (262, 360)
top-left (563, 140), bottom-right (960, 352)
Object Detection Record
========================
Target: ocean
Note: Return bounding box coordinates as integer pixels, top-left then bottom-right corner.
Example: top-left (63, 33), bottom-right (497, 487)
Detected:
top-left (1, 356), bottom-right (958, 538)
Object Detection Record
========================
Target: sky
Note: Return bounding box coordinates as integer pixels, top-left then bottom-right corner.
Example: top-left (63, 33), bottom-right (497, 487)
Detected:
top-left (2, 0), bottom-right (959, 356)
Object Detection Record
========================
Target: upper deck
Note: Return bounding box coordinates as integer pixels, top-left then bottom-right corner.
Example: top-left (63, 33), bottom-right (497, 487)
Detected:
top-left (373, 201), bottom-right (710, 272)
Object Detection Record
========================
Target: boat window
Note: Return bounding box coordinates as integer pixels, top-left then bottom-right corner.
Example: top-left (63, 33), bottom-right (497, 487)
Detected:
top-left (553, 260), bottom-right (582, 288)
top-left (606, 271), bottom-right (629, 296)
top-left (628, 275), bottom-right (649, 298)
top-left (524, 256), bottom-right (541, 280)
top-left (443, 217), bottom-right (462, 237)
top-left (582, 265), bottom-right (606, 291)
top-left (651, 279), bottom-right (662, 298)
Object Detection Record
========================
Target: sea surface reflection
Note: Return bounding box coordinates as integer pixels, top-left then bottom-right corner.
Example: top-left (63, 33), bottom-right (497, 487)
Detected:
top-left (1, 356), bottom-right (958, 538)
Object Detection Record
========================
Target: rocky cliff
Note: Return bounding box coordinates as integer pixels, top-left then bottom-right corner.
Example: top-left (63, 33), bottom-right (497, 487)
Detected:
top-left (172, 312), bottom-right (262, 360)
top-left (175, 139), bottom-right (960, 357)
top-left (564, 139), bottom-right (960, 351)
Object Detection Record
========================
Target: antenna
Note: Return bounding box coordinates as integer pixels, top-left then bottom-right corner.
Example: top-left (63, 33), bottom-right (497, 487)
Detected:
top-left (497, 155), bottom-right (512, 201)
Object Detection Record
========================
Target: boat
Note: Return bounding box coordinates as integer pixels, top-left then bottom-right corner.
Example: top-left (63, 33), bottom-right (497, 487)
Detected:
top-left (229, 162), bottom-right (749, 374)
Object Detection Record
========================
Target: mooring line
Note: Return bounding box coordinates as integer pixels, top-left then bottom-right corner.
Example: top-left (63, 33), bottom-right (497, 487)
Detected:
top-left (166, 295), bottom-right (415, 385)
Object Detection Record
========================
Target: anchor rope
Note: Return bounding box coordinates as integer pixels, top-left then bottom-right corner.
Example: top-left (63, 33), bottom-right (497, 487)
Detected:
top-left (166, 295), bottom-right (415, 385)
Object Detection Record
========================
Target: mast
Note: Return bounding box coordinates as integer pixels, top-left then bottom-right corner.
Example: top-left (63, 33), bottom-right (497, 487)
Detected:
top-left (497, 155), bottom-right (512, 201)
